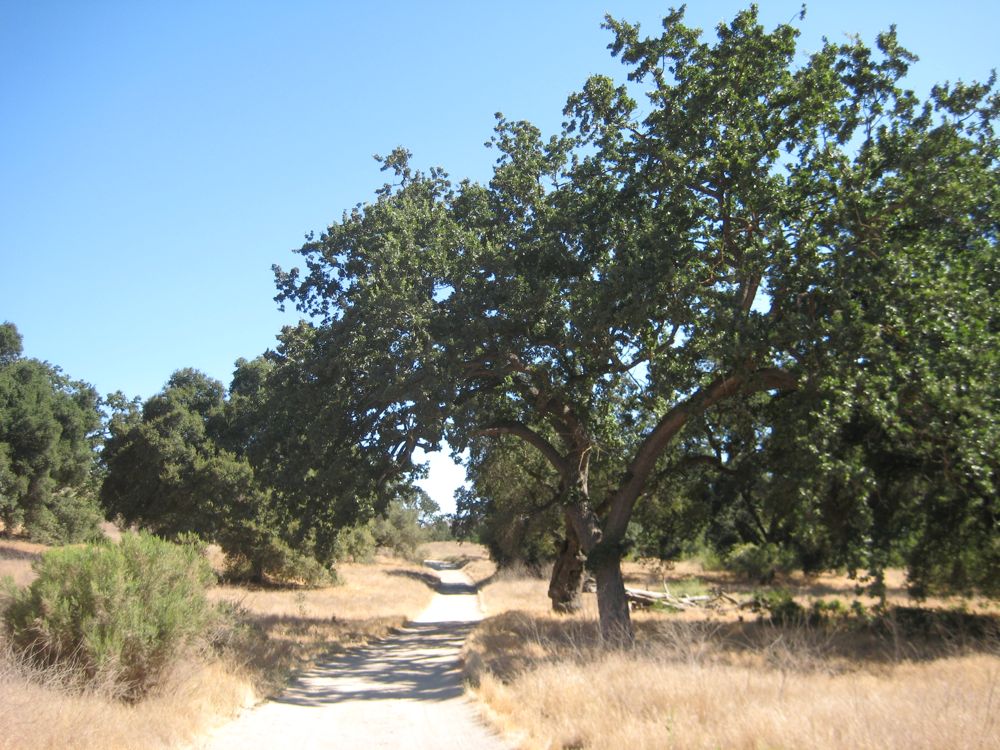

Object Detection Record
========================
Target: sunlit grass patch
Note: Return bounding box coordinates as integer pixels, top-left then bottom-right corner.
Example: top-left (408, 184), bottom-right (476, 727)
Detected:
top-left (465, 606), bottom-right (1000, 750)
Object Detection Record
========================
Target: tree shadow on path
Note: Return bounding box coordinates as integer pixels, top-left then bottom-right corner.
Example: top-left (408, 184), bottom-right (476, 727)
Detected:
top-left (272, 561), bottom-right (479, 707)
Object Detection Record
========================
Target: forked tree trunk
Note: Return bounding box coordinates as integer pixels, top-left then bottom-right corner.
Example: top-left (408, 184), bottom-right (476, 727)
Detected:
top-left (548, 523), bottom-right (586, 613)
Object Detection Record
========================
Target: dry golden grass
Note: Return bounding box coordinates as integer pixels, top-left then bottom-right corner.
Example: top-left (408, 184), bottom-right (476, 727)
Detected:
top-left (1, 543), bottom-right (438, 750)
top-left (472, 642), bottom-right (999, 750)
top-left (0, 537), bottom-right (45, 588)
top-left (469, 561), bottom-right (1000, 750)
top-left (209, 555), bottom-right (438, 692)
top-left (0, 648), bottom-right (253, 750)
top-left (478, 567), bottom-right (569, 617)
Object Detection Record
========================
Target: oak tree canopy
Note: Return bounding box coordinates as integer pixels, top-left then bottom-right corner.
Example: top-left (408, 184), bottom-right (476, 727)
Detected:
top-left (274, 7), bottom-right (998, 639)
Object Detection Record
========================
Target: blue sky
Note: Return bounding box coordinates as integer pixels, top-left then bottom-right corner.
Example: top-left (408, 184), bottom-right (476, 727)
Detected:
top-left (2, 1), bottom-right (996, 510)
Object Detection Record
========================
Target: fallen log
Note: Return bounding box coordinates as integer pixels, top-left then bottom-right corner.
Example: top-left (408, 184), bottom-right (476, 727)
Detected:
top-left (625, 586), bottom-right (741, 611)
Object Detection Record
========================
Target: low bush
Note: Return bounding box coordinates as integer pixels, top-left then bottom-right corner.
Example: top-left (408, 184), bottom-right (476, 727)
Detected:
top-left (724, 542), bottom-right (796, 582)
top-left (22, 489), bottom-right (105, 546)
top-left (749, 589), bottom-right (806, 625)
top-left (752, 592), bottom-right (864, 627)
top-left (371, 500), bottom-right (425, 560)
top-left (333, 523), bottom-right (377, 563)
top-left (221, 535), bottom-right (333, 586)
top-left (1, 532), bottom-right (219, 700)
top-left (217, 524), bottom-right (334, 586)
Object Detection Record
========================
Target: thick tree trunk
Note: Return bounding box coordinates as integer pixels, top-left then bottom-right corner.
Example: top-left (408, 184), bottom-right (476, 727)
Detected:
top-left (593, 551), bottom-right (634, 645)
top-left (548, 523), bottom-right (585, 613)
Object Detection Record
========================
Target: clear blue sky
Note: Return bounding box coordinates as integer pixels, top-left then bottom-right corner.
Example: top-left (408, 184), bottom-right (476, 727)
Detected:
top-left (2, 1), bottom-right (996, 510)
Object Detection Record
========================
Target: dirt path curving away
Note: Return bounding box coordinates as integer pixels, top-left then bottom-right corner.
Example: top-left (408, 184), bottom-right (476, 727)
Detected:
top-left (196, 562), bottom-right (510, 750)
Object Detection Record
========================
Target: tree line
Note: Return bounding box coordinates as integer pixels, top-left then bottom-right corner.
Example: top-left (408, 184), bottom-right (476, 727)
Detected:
top-left (2, 6), bottom-right (996, 640)
top-left (1, 322), bottom-right (448, 583)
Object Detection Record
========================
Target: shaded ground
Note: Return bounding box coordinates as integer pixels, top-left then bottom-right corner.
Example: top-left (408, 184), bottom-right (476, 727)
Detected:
top-left (197, 562), bottom-right (509, 750)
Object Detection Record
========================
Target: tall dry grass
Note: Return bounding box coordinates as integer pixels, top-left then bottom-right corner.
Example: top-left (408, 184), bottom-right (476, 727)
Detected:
top-left (0, 642), bottom-right (253, 750)
top-left (1, 546), bottom-right (438, 750)
top-left (468, 562), bottom-right (1000, 750)
top-left (471, 640), bottom-right (999, 750)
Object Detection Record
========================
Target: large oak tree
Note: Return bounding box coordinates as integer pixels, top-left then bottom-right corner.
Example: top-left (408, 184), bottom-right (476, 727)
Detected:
top-left (274, 7), bottom-right (998, 640)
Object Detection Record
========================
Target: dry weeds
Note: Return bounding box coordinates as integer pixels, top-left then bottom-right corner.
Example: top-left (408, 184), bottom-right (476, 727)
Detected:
top-left (1, 546), bottom-right (438, 750)
top-left (472, 642), bottom-right (999, 750)
top-left (468, 562), bottom-right (1000, 750)
top-left (0, 639), bottom-right (254, 750)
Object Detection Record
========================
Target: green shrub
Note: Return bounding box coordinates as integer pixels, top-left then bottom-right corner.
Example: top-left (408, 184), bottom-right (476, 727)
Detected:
top-left (221, 529), bottom-right (333, 586)
top-left (724, 542), bottom-right (796, 583)
top-left (2, 532), bottom-right (218, 700)
top-left (333, 523), bottom-right (377, 563)
top-left (371, 500), bottom-right (425, 560)
top-left (749, 589), bottom-right (806, 625)
top-left (22, 489), bottom-right (105, 545)
top-left (810, 598), bottom-right (846, 621)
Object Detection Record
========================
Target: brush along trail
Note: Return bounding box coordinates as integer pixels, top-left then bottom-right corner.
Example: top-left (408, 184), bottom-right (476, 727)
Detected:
top-left (197, 561), bottom-right (509, 750)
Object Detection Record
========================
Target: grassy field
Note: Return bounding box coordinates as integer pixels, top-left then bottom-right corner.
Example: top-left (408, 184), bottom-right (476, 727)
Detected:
top-left (0, 536), bottom-right (439, 750)
top-left (465, 555), bottom-right (1000, 750)
top-left (6, 535), bottom-right (998, 749)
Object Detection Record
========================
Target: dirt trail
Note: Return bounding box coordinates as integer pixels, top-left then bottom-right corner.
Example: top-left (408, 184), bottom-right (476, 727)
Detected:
top-left (197, 562), bottom-right (509, 750)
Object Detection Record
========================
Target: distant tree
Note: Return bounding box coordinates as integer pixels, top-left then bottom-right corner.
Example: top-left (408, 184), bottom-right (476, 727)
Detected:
top-left (225, 323), bottom-right (430, 562)
top-left (273, 7), bottom-right (998, 639)
top-left (102, 369), bottom-right (237, 537)
top-left (402, 486), bottom-right (440, 528)
top-left (101, 368), bottom-right (330, 583)
top-left (456, 438), bottom-right (566, 573)
top-left (0, 322), bottom-right (103, 542)
top-left (0, 322), bottom-right (24, 365)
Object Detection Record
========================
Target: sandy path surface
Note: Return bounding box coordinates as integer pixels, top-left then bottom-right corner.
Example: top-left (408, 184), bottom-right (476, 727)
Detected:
top-left (196, 562), bottom-right (509, 750)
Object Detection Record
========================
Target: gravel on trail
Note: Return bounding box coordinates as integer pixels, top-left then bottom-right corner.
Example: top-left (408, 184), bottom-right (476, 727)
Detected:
top-left (196, 562), bottom-right (510, 750)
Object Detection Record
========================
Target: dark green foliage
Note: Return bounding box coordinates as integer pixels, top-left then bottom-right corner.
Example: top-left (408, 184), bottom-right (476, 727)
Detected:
top-left (101, 368), bottom-right (331, 584)
top-left (101, 369), bottom-right (256, 540)
top-left (724, 542), bottom-right (798, 584)
top-left (455, 439), bottom-right (562, 568)
top-left (331, 487), bottom-right (450, 562)
top-left (225, 338), bottom-right (398, 565)
top-left (221, 532), bottom-right (332, 586)
top-left (2, 533), bottom-right (217, 700)
top-left (333, 523), bottom-right (378, 563)
top-left (0, 322), bottom-right (23, 364)
top-left (0, 322), bottom-right (103, 543)
top-left (19, 489), bottom-right (106, 546)
top-left (750, 591), bottom-right (858, 626)
top-left (271, 5), bottom-right (999, 638)
top-left (101, 369), bottom-right (235, 537)
top-left (371, 498), bottom-right (425, 560)
top-left (101, 351), bottom-right (455, 581)
top-left (881, 606), bottom-right (1000, 642)
top-left (749, 589), bottom-right (807, 625)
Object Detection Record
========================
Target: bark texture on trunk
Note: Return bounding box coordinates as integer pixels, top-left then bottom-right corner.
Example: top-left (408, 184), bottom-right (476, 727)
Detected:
top-left (593, 552), bottom-right (634, 645)
top-left (548, 526), bottom-right (586, 613)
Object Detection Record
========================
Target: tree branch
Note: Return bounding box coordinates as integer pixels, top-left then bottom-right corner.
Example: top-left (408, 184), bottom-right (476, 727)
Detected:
top-left (604, 367), bottom-right (797, 539)
top-left (473, 420), bottom-right (568, 480)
